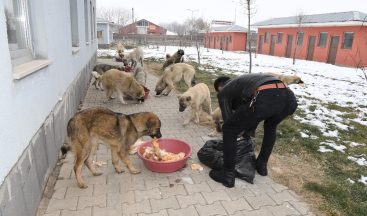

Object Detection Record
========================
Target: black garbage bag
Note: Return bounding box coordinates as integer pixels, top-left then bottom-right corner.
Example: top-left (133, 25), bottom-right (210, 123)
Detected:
top-left (197, 137), bottom-right (256, 184)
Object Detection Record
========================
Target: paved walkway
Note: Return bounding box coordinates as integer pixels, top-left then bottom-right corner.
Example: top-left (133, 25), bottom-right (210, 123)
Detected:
top-left (40, 61), bottom-right (314, 216)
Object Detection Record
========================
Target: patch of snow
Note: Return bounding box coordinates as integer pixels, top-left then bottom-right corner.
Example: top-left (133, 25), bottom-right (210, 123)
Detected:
top-left (320, 141), bottom-right (346, 153)
top-left (348, 156), bottom-right (367, 166)
top-left (344, 141), bottom-right (366, 148)
top-left (300, 132), bottom-right (309, 138)
top-left (358, 176), bottom-right (367, 185)
top-left (318, 146), bottom-right (334, 153)
top-left (346, 178), bottom-right (355, 184)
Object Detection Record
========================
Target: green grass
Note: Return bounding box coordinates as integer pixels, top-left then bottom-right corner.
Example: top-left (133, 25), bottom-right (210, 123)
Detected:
top-left (145, 57), bottom-right (367, 216)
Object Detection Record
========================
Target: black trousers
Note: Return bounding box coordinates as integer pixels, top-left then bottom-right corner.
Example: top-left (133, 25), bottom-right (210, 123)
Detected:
top-left (221, 87), bottom-right (298, 170)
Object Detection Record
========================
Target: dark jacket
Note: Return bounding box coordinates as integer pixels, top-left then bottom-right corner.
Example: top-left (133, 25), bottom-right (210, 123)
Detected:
top-left (218, 74), bottom-right (279, 122)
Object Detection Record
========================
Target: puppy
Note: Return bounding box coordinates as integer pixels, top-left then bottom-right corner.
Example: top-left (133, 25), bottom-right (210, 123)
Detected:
top-left (209, 107), bottom-right (223, 136)
top-left (178, 83), bottom-right (212, 126)
top-left (122, 47), bottom-right (144, 67)
top-left (267, 72), bottom-right (304, 86)
top-left (93, 69), bottom-right (145, 104)
top-left (61, 107), bottom-right (162, 188)
top-left (155, 63), bottom-right (196, 96)
top-left (92, 64), bottom-right (125, 90)
top-left (162, 49), bottom-right (184, 70)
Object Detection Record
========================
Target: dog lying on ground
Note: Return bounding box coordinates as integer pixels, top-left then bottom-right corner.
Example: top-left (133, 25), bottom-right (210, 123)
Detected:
top-left (61, 107), bottom-right (162, 188)
top-left (267, 72), bottom-right (304, 86)
top-left (155, 63), bottom-right (196, 96)
top-left (92, 64), bottom-right (125, 90)
top-left (178, 83), bottom-right (212, 126)
top-left (162, 49), bottom-right (185, 70)
top-left (122, 47), bottom-right (144, 67)
top-left (92, 69), bottom-right (145, 104)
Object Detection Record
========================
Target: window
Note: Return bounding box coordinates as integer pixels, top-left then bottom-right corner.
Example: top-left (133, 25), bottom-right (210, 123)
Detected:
top-left (90, 1), bottom-right (93, 40)
top-left (264, 32), bottom-right (269, 43)
top-left (97, 31), bottom-right (103, 38)
top-left (277, 32), bottom-right (283, 44)
top-left (342, 32), bottom-right (354, 49)
top-left (69, 0), bottom-right (79, 47)
top-left (84, 0), bottom-right (89, 43)
top-left (137, 20), bottom-right (149, 26)
top-left (318, 32), bottom-right (328, 47)
top-left (297, 32), bottom-right (304, 46)
top-left (5, 0), bottom-right (34, 66)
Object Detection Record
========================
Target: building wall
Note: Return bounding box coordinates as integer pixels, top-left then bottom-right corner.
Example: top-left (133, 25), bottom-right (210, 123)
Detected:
top-left (0, 0), bottom-right (97, 215)
top-left (205, 32), bottom-right (247, 51)
top-left (120, 21), bottom-right (167, 35)
top-left (97, 22), bottom-right (109, 45)
top-left (257, 26), bottom-right (367, 67)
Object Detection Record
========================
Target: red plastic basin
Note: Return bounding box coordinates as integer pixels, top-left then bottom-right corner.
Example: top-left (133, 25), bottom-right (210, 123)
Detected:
top-left (137, 138), bottom-right (192, 173)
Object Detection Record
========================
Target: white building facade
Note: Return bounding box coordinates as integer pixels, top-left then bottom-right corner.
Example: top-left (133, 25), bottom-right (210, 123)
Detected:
top-left (0, 0), bottom-right (97, 215)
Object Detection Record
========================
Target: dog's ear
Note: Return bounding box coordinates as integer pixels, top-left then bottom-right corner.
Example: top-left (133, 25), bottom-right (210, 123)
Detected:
top-left (186, 96), bottom-right (191, 101)
top-left (145, 115), bottom-right (158, 129)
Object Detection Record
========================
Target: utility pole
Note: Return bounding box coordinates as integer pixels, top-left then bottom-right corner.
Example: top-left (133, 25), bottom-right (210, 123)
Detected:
top-left (132, 8), bottom-right (134, 23)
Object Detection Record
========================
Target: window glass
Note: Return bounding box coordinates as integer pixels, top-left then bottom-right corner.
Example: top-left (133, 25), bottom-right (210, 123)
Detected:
top-left (342, 32), bottom-right (354, 49)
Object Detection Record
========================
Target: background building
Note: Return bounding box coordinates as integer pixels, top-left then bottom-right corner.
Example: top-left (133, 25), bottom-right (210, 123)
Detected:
top-left (0, 0), bottom-right (97, 215)
top-left (253, 11), bottom-right (367, 67)
top-left (97, 17), bottom-right (118, 48)
top-left (120, 19), bottom-right (167, 35)
top-left (204, 24), bottom-right (249, 51)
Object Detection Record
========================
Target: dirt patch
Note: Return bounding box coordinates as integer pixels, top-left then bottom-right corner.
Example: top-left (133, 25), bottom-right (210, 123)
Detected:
top-left (269, 152), bottom-right (328, 216)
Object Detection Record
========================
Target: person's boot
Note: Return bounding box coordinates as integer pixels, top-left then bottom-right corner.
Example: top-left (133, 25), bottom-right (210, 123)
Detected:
top-left (255, 160), bottom-right (268, 176)
top-left (209, 168), bottom-right (235, 188)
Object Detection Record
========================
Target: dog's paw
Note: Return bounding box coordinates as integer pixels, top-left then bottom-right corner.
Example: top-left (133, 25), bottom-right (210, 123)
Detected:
top-left (93, 171), bottom-right (103, 176)
top-left (77, 182), bottom-right (88, 189)
top-left (129, 168), bottom-right (141, 174)
top-left (114, 166), bottom-right (125, 174)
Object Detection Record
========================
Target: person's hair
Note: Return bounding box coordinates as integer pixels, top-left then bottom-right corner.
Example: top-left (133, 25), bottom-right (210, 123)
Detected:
top-left (214, 76), bottom-right (231, 92)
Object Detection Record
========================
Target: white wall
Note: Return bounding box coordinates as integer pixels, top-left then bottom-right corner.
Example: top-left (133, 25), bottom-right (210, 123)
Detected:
top-left (0, 0), bottom-right (97, 183)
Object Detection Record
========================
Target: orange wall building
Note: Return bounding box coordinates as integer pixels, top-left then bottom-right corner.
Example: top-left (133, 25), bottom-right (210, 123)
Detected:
top-left (253, 11), bottom-right (367, 67)
top-left (204, 25), bottom-right (248, 51)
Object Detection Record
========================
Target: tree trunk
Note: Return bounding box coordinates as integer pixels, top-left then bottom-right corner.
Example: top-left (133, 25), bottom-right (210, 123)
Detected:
top-left (247, 0), bottom-right (252, 73)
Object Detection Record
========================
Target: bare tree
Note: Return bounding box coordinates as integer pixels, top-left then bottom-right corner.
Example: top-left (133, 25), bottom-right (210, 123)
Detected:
top-left (97, 6), bottom-right (131, 28)
top-left (292, 12), bottom-right (305, 65)
top-left (245, 0), bottom-right (255, 73)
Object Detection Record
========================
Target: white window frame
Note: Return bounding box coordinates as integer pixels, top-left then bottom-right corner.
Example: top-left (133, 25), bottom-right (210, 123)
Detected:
top-left (69, 0), bottom-right (79, 52)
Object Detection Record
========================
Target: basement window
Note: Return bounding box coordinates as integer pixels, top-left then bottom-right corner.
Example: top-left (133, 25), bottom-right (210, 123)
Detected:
top-left (342, 32), bottom-right (354, 49)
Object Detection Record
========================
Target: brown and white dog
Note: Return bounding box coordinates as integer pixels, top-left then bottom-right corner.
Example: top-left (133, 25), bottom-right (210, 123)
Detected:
top-left (178, 83), bottom-right (212, 126)
top-left (162, 49), bottom-right (184, 70)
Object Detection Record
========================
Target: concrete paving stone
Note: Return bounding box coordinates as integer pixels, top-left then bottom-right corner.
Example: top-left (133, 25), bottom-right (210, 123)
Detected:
top-left (58, 164), bottom-right (73, 179)
top-left (52, 187), bottom-right (67, 200)
top-left (288, 200), bottom-right (312, 215)
top-left (107, 191), bottom-right (135, 207)
top-left (83, 174), bottom-right (107, 185)
top-left (77, 194), bottom-right (106, 210)
top-left (122, 199), bottom-right (151, 215)
top-left (221, 197), bottom-right (253, 214)
top-left (93, 206), bottom-right (123, 216)
top-left (65, 186), bottom-right (93, 198)
top-left (184, 182), bottom-right (212, 194)
top-left (270, 182), bottom-right (289, 193)
top-left (61, 207), bottom-right (91, 216)
top-left (138, 209), bottom-right (168, 216)
top-left (120, 178), bottom-right (146, 192)
top-left (202, 190), bottom-right (231, 204)
top-left (167, 205), bottom-right (199, 216)
top-left (43, 211), bottom-right (61, 216)
top-left (241, 208), bottom-right (273, 216)
top-left (264, 202), bottom-right (301, 216)
top-left (248, 183), bottom-right (276, 195)
top-left (135, 188), bottom-right (162, 202)
top-left (206, 179), bottom-right (227, 191)
top-left (159, 184), bottom-right (187, 198)
top-left (93, 183), bottom-right (120, 196)
top-left (225, 187), bottom-right (255, 201)
top-left (229, 212), bottom-right (245, 216)
top-left (107, 172), bottom-right (132, 184)
top-left (253, 175), bottom-right (273, 184)
top-left (245, 193), bottom-right (276, 210)
top-left (46, 197), bottom-right (78, 213)
top-left (150, 196), bottom-right (180, 213)
top-left (54, 179), bottom-right (75, 190)
top-left (268, 190), bottom-right (298, 205)
top-left (189, 172), bottom-right (210, 184)
top-left (195, 201), bottom-right (227, 216)
top-left (176, 193), bottom-right (206, 208)
top-left (145, 177), bottom-right (170, 189)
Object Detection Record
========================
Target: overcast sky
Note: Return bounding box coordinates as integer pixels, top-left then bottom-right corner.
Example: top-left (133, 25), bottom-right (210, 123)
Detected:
top-left (96, 0), bottom-right (367, 26)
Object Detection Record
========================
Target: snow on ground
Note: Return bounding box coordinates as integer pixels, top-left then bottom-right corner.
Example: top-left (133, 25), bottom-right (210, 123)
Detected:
top-left (98, 45), bottom-right (367, 183)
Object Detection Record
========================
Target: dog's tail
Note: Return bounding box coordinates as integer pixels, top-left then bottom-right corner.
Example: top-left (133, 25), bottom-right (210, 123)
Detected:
top-left (191, 75), bottom-right (196, 86)
top-left (60, 118), bottom-right (75, 158)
